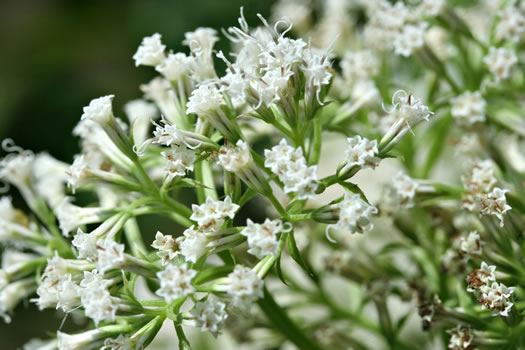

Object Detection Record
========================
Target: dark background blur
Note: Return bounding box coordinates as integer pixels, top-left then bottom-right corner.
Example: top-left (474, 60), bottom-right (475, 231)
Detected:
top-left (0, 1), bottom-right (274, 348)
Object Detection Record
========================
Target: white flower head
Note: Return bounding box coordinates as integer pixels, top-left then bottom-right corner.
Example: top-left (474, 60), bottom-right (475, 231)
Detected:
top-left (225, 265), bottom-right (264, 309)
top-left (177, 226), bottom-right (208, 263)
top-left (392, 172), bottom-right (419, 207)
top-left (394, 22), bottom-right (427, 57)
top-left (133, 33), bottom-right (166, 67)
top-left (156, 263), bottom-right (197, 302)
top-left (459, 231), bottom-right (483, 257)
top-left (483, 46), bottom-right (517, 82)
top-left (344, 135), bottom-right (379, 169)
top-left (155, 52), bottom-right (192, 81)
top-left (190, 196), bottom-right (240, 231)
top-left (478, 282), bottom-right (515, 317)
top-left (96, 238), bottom-right (125, 274)
top-left (80, 95), bottom-right (115, 125)
top-left (190, 295), bottom-right (228, 337)
top-left (477, 187), bottom-right (512, 227)
top-left (327, 193), bottom-right (378, 239)
top-left (152, 231), bottom-right (178, 265)
top-left (447, 325), bottom-right (474, 350)
top-left (218, 140), bottom-right (251, 172)
top-left (161, 145), bottom-right (195, 182)
top-left (451, 91), bottom-right (486, 126)
top-left (240, 218), bottom-right (286, 259)
top-left (101, 335), bottom-right (133, 350)
top-left (466, 261), bottom-right (496, 292)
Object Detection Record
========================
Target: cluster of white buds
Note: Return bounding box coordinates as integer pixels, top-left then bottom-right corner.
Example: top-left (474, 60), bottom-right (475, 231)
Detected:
top-left (218, 140), bottom-right (270, 194)
top-left (264, 139), bottom-right (318, 200)
top-left (341, 135), bottom-right (380, 173)
top-left (451, 91), bottom-right (486, 127)
top-left (161, 144), bottom-right (196, 183)
top-left (495, 4), bottom-right (525, 43)
top-left (188, 295), bottom-right (228, 337)
top-left (483, 47), bottom-right (518, 82)
top-left (156, 263), bottom-right (197, 302)
top-left (363, 0), bottom-right (428, 57)
top-left (190, 196), bottom-right (239, 231)
top-left (240, 219), bottom-right (288, 259)
top-left (447, 325), bottom-right (475, 350)
top-left (441, 231), bottom-right (484, 274)
top-left (222, 265), bottom-right (264, 309)
top-left (462, 160), bottom-right (511, 226)
top-left (325, 193), bottom-right (378, 240)
top-left (151, 231), bottom-right (178, 265)
top-left (466, 262), bottom-right (515, 317)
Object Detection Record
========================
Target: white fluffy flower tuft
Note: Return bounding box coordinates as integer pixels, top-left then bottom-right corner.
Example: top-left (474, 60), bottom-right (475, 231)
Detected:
top-left (240, 218), bottom-right (285, 259)
top-left (344, 135), bottom-right (379, 169)
top-left (483, 47), bottom-right (517, 82)
top-left (190, 295), bottom-right (228, 337)
top-left (80, 95), bottom-right (115, 125)
top-left (156, 263), bottom-right (197, 302)
top-left (451, 91), bottom-right (486, 126)
top-left (133, 33), bottom-right (166, 67)
top-left (161, 145), bottom-right (195, 182)
top-left (225, 265), bottom-right (264, 309)
top-left (218, 140), bottom-right (251, 172)
top-left (327, 193), bottom-right (378, 236)
top-left (190, 196), bottom-right (240, 231)
top-left (394, 22), bottom-right (427, 57)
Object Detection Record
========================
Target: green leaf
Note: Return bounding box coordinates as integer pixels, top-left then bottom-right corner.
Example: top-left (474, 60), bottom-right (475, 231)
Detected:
top-left (419, 113), bottom-right (452, 178)
top-left (194, 265), bottom-right (233, 285)
top-left (275, 233), bottom-right (289, 286)
top-left (287, 230), bottom-right (316, 279)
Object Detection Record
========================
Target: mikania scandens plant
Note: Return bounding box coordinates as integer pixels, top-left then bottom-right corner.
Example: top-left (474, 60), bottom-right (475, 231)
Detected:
top-left (2, 0), bottom-right (525, 349)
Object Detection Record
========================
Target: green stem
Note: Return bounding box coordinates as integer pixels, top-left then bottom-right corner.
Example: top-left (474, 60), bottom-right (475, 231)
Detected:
top-left (257, 287), bottom-right (325, 350)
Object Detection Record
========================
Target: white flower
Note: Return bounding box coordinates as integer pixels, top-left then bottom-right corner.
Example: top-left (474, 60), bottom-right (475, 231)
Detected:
top-left (101, 335), bottom-right (133, 350)
top-left (451, 91), bottom-right (486, 126)
top-left (447, 325), bottom-right (474, 350)
top-left (218, 140), bottom-right (251, 172)
top-left (79, 271), bottom-right (117, 325)
top-left (478, 282), bottom-right (515, 317)
top-left (466, 261), bottom-right (496, 292)
top-left (72, 229), bottom-right (99, 260)
top-left (57, 329), bottom-right (105, 350)
top-left (32, 153), bottom-right (69, 208)
top-left (240, 219), bottom-right (284, 258)
top-left (96, 238), bottom-right (125, 274)
top-left (0, 146), bottom-right (34, 192)
top-left (496, 7), bottom-right (525, 43)
top-left (477, 187), bottom-right (512, 227)
top-left (392, 172), bottom-right (419, 207)
top-left (264, 139), bottom-right (318, 199)
top-left (225, 265), bottom-right (263, 309)
top-left (23, 338), bottom-right (57, 350)
top-left (161, 145), bottom-right (195, 182)
top-left (0, 197), bottom-right (17, 240)
top-left (341, 50), bottom-right (380, 82)
top-left (344, 135), bottom-right (379, 169)
top-left (190, 295), bottom-right (228, 337)
top-left (418, 0), bottom-right (445, 17)
top-left (56, 197), bottom-right (106, 236)
top-left (186, 83), bottom-right (224, 117)
top-left (80, 95), bottom-right (115, 125)
top-left (183, 27), bottom-right (219, 54)
top-left (155, 52), bottom-right (192, 81)
top-left (151, 231), bottom-right (178, 265)
top-left (156, 263), bottom-right (197, 302)
top-left (462, 160), bottom-right (497, 194)
top-left (133, 33), bottom-right (166, 67)
top-left (483, 46), bottom-right (517, 82)
top-left (327, 193), bottom-right (378, 236)
top-left (459, 231), bottom-right (483, 256)
top-left (0, 278), bottom-right (35, 322)
top-left (324, 250), bottom-right (352, 274)
top-left (56, 275), bottom-right (81, 312)
top-left (190, 196), bottom-right (240, 231)
top-left (393, 22), bottom-right (427, 57)
top-left (67, 154), bottom-right (91, 191)
top-left (124, 99), bottom-right (158, 146)
top-left (177, 226), bottom-right (208, 263)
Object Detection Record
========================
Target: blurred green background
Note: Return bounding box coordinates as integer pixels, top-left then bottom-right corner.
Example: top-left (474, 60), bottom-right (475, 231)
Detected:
top-left (0, 1), bottom-right (274, 348)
